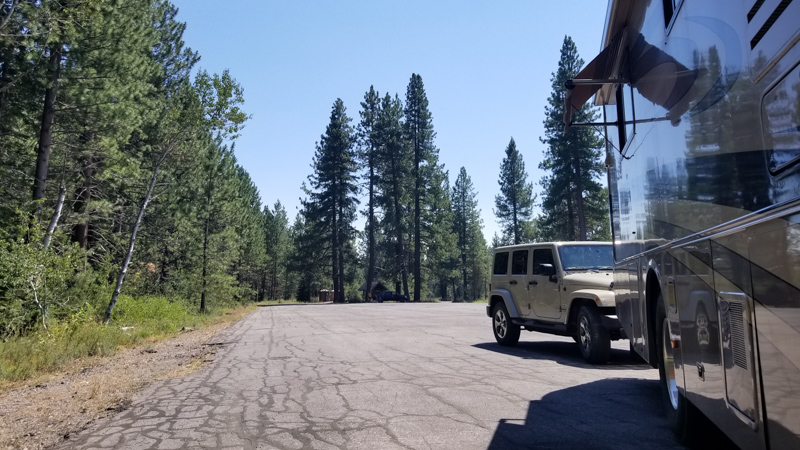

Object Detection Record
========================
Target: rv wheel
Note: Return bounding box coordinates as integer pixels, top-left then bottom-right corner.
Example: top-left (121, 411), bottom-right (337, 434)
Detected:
top-left (656, 293), bottom-right (701, 444)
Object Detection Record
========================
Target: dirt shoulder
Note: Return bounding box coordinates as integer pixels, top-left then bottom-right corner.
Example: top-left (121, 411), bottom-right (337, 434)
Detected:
top-left (0, 310), bottom-right (252, 450)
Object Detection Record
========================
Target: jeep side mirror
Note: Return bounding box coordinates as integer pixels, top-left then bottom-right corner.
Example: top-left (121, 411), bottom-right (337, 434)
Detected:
top-left (539, 263), bottom-right (557, 281)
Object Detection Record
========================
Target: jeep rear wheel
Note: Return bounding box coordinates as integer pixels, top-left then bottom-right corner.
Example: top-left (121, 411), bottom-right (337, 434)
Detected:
top-left (492, 303), bottom-right (520, 346)
top-left (576, 305), bottom-right (611, 364)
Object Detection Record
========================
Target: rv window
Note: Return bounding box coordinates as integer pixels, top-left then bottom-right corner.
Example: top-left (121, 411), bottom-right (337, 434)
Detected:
top-left (493, 252), bottom-right (509, 275)
top-left (663, 0), bottom-right (683, 29)
top-left (615, 84), bottom-right (636, 154)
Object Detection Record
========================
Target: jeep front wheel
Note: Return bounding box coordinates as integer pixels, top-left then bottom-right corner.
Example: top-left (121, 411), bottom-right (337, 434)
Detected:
top-left (492, 303), bottom-right (520, 346)
top-left (576, 304), bottom-right (611, 364)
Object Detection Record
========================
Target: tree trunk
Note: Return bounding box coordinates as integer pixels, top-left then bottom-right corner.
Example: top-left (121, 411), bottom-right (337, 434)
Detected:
top-left (365, 157), bottom-right (375, 302)
top-left (574, 156), bottom-right (587, 240)
top-left (512, 170), bottom-right (519, 244)
top-left (32, 45), bottom-right (62, 210)
top-left (72, 150), bottom-right (95, 248)
top-left (42, 185), bottom-right (66, 250)
top-left (200, 212), bottom-right (209, 313)
top-left (331, 190), bottom-right (339, 303)
top-left (337, 187), bottom-right (346, 303)
top-left (566, 183), bottom-right (575, 241)
top-left (104, 157), bottom-right (164, 324)
top-left (414, 158), bottom-right (421, 302)
top-left (389, 156), bottom-right (409, 297)
top-left (272, 258), bottom-right (278, 300)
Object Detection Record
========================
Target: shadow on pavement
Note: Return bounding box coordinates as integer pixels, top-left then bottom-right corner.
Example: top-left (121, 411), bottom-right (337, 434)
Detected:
top-left (487, 378), bottom-right (686, 450)
top-left (473, 341), bottom-right (653, 370)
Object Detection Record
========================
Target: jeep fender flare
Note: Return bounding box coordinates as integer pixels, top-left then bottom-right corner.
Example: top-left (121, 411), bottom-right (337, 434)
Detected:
top-left (567, 289), bottom-right (616, 309)
top-left (488, 289), bottom-right (521, 318)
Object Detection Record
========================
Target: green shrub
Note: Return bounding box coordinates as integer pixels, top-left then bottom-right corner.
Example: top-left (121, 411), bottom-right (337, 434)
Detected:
top-left (0, 226), bottom-right (88, 338)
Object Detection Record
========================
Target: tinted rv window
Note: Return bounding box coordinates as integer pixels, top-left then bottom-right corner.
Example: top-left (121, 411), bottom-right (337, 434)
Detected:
top-left (615, 84), bottom-right (635, 153)
top-left (511, 250), bottom-right (528, 275)
top-left (493, 252), bottom-right (509, 275)
top-left (663, 0), bottom-right (683, 29)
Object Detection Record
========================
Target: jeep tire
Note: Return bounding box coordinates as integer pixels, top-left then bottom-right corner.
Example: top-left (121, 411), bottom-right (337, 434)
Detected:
top-left (492, 302), bottom-right (520, 346)
top-left (576, 304), bottom-right (611, 364)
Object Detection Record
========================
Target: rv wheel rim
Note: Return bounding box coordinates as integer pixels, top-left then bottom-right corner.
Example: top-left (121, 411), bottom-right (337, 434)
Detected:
top-left (494, 310), bottom-right (507, 338)
top-left (662, 317), bottom-right (679, 409)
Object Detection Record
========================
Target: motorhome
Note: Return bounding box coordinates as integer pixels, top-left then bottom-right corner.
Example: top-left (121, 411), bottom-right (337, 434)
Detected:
top-left (564, 1), bottom-right (800, 448)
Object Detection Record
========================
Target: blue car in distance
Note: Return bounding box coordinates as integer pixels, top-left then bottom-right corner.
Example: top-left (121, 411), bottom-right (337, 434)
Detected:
top-left (377, 291), bottom-right (409, 303)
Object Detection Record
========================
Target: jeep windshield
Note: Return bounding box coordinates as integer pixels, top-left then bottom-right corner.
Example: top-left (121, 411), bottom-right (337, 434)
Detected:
top-left (557, 244), bottom-right (613, 271)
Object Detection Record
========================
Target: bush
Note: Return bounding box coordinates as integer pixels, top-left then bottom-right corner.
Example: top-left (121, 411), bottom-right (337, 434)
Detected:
top-left (0, 226), bottom-right (87, 338)
top-left (109, 295), bottom-right (189, 331)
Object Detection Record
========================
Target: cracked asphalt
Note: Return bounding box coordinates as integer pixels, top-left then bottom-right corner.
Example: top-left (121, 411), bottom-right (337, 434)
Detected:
top-left (58, 303), bottom-right (685, 450)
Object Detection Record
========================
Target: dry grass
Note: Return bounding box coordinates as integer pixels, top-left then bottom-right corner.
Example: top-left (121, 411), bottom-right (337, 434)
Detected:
top-left (0, 306), bottom-right (254, 450)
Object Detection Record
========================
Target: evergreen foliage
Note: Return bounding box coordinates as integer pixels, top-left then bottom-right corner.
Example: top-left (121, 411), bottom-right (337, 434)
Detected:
top-left (0, 0), bottom-right (501, 347)
top-left (0, 1), bottom-right (265, 337)
top-left (494, 137), bottom-right (535, 244)
top-left (404, 74), bottom-right (438, 301)
top-left (538, 36), bottom-right (609, 242)
top-left (375, 93), bottom-right (410, 296)
top-left (302, 99), bottom-right (359, 304)
top-left (452, 167), bottom-right (489, 301)
top-left (357, 86), bottom-right (380, 301)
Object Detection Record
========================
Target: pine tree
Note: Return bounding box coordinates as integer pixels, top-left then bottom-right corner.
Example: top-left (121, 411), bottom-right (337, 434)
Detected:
top-left (538, 36), bottom-right (606, 242)
top-left (263, 201), bottom-right (290, 301)
top-left (404, 74), bottom-right (438, 301)
top-left (357, 86), bottom-right (380, 301)
top-left (376, 93), bottom-right (410, 296)
top-left (495, 137), bottom-right (535, 244)
top-left (452, 167), bottom-right (484, 301)
top-left (424, 167), bottom-right (458, 300)
top-left (303, 99), bottom-right (358, 303)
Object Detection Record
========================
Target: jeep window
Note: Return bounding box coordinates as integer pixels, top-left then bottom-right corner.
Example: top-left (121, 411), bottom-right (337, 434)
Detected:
top-left (493, 252), bottom-right (509, 275)
top-left (557, 245), bottom-right (613, 271)
top-left (532, 249), bottom-right (555, 275)
top-left (511, 250), bottom-right (528, 275)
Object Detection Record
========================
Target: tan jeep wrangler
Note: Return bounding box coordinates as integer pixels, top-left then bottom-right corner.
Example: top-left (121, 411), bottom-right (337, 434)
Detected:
top-left (487, 241), bottom-right (624, 364)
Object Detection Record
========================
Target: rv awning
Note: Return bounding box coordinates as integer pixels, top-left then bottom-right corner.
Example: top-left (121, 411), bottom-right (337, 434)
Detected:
top-left (563, 29), bottom-right (627, 132)
top-left (563, 28), bottom-right (700, 132)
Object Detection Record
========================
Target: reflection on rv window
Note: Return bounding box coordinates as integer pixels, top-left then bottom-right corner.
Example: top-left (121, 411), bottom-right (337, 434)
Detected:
top-left (558, 245), bottom-right (613, 271)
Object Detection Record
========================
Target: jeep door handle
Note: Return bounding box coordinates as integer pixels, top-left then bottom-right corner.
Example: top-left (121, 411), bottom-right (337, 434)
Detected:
top-left (509, 280), bottom-right (518, 285)
top-left (529, 280), bottom-right (538, 286)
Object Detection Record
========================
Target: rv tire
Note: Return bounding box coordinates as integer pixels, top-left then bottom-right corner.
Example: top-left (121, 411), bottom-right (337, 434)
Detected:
top-left (656, 293), bottom-right (701, 445)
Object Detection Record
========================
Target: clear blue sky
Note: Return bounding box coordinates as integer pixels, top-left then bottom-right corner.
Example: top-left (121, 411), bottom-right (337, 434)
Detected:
top-left (171, 0), bottom-right (608, 241)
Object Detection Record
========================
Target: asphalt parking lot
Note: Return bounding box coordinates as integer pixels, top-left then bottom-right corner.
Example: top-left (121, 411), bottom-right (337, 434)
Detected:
top-left (62, 302), bottom-right (687, 449)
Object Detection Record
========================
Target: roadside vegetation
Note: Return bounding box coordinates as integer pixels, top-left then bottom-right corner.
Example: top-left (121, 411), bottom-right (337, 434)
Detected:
top-left (0, 294), bottom-right (253, 385)
top-left (0, 2), bottom-right (607, 389)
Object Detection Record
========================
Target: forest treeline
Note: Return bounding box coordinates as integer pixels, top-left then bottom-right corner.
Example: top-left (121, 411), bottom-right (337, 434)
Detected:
top-left (0, 0), bottom-right (609, 340)
top-left (0, 0), bottom-right (255, 337)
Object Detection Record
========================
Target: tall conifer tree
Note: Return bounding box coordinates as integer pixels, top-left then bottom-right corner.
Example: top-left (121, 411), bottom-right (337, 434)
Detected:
top-left (404, 74), bottom-right (437, 301)
top-left (304, 99), bottom-right (358, 303)
top-left (357, 86), bottom-right (380, 301)
top-left (538, 36), bottom-right (605, 241)
top-left (376, 93), bottom-right (410, 296)
top-left (452, 167), bottom-right (484, 301)
top-left (495, 137), bottom-right (534, 244)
